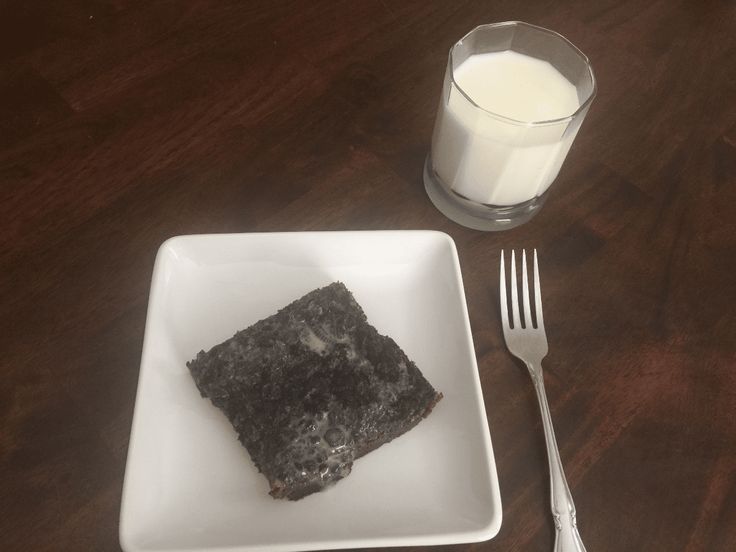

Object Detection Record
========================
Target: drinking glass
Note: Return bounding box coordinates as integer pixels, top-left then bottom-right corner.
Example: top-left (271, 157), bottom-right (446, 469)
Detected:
top-left (424, 22), bottom-right (596, 231)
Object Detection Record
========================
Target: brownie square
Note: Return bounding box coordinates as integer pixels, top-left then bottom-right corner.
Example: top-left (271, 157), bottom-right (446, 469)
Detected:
top-left (187, 282), bottom-right (442, 500)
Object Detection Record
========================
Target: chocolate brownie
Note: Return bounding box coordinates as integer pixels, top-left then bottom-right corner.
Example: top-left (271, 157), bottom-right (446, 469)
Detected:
top-left (187, 282), bottom-right (442, 500)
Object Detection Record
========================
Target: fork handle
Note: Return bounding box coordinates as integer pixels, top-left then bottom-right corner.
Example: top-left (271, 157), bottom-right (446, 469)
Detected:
top-left (527, 361), bottom-right (587, 552)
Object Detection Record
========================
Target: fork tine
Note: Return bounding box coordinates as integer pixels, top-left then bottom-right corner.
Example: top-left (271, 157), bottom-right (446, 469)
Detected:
top-left (533, 249), bottom-right (545, 329)
top-left (510, 250), bottom-right (521, 329)
top-left (500, 250), bottom-right (509, 329)
top-left (521, 250), bottom-right (532, 329)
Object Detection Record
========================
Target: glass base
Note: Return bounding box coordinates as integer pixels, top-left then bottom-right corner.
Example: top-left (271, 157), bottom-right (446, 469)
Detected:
top-left (423, 155), bottom-right (547, 231)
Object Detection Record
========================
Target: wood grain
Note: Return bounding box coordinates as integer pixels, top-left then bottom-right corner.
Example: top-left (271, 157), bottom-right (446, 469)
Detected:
top-left (1, 1), bottom-right (735, 550)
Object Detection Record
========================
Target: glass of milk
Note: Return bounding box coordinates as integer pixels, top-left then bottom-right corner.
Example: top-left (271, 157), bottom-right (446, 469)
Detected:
top-left (424, 22), bottom-right (596, 230)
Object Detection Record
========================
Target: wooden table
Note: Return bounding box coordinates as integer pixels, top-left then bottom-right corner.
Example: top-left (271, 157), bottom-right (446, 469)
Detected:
top-left (2, 1), bottom-right (735, 550)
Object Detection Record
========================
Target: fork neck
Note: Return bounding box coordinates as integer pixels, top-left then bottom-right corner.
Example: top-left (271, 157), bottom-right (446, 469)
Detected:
top-left (524, 360), bottom-right (544, 384)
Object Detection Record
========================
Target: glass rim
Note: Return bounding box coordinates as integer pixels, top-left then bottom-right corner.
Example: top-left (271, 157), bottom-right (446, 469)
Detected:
top-left (449, 21), bottom-right (598, 127)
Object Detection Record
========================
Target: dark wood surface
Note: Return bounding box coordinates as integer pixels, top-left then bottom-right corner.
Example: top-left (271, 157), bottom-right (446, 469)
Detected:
top-left (2, 1), bottom-right (735, 550)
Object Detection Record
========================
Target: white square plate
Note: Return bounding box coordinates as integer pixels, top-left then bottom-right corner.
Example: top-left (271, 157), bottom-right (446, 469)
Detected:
top-left (120, 230), bottom-right (501, 552)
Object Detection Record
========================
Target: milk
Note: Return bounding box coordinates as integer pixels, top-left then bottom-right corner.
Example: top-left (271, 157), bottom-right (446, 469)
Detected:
top-left (431, 50), bottom-right (581, 206)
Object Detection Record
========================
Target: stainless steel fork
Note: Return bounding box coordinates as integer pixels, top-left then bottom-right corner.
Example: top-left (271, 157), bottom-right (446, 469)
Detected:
top-left (500, 250), bottom-right (587, 552)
